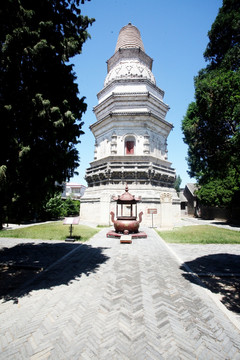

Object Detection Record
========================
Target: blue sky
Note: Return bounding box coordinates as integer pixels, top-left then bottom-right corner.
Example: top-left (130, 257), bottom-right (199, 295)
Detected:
top-left (71, 0), bottom-right (222, 187)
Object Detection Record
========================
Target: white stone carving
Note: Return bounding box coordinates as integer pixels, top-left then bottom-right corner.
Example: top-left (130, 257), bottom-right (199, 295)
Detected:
top-left (104, 59), bottom-right (156, 87)
top-left (160, 192), bottom-right (172, 203)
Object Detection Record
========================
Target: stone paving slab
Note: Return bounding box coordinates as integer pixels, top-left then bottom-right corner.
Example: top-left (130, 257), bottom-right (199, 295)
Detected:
top-left (0, 238), bottom-right (81, 300)
top-left (173, 217), bottom-right (240, 231)
top-left (167, 242), bottom-right (240, 324)
top-left (0, 228), bottom-right (240, 359)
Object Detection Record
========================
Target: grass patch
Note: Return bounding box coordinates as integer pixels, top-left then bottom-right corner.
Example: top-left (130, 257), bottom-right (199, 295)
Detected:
top-left (0, 222), bottom-right (100, 241)
top-left (157, 225), bottom-right (240, 244)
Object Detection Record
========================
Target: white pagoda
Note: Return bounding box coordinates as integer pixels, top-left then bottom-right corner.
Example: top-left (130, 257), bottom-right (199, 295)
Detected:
top-left (80, 23), bottom-right (180, 227)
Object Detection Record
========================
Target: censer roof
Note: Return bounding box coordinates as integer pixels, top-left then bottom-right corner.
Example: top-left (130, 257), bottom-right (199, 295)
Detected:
top-left (113, 184), bottom-right (141, 203)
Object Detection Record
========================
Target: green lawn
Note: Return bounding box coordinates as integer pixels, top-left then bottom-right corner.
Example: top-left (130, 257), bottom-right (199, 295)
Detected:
top-left (157, 225), bottom-right (240, 244)
top-left (0, 222), bottom-right (100, 241)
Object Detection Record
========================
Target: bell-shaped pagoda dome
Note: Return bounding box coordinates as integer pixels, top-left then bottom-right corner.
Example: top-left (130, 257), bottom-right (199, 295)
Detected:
top-left (104, 23), bottom-right (156, 87)
top-left (115, 23), bottom-right (145, 52)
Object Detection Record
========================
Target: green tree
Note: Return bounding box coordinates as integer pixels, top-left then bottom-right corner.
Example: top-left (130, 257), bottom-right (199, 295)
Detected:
top-left (44, 193), bottom-right (79, 219)
top-left (0, 0), bottom-right (94, 227)
top-left (182, 0), bottom-right (240, 208)
top-left (44, 193), bottom-right (65, 219)
top-left (63, 196), bottom-right (80, 216)
top-left (174, 175), bottom-right (182, 194)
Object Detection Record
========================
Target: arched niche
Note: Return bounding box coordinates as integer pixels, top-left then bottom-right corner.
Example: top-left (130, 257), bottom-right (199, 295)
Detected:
top-left (124, 135), bottom-right (135, 155)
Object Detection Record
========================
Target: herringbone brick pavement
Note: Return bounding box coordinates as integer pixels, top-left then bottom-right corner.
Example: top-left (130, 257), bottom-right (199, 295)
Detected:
top-left (0, 228), bottom-right (240, 359)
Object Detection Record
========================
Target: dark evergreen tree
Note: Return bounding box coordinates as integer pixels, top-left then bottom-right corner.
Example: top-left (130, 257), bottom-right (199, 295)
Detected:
top-left (182, 0), bottom-right (240, 208)
top-left (174, 175), bottom-right (182, 194)
top-left (0, 0), bottom-right (94, 226)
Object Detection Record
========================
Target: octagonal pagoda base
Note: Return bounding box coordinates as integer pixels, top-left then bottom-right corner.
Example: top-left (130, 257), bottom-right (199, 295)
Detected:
top-left (80, 183), bottom-right (180, 228)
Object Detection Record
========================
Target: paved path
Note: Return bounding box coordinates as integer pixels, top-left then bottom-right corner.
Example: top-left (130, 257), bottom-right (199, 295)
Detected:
top-left (174, 217), bottom-right (240, 231)
top-left (0, 228), bottom-right (240, 359)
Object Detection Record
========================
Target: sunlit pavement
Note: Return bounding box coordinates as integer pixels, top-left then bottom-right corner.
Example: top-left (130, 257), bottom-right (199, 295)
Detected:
top-left (0, 226), bottom-right (240, 359)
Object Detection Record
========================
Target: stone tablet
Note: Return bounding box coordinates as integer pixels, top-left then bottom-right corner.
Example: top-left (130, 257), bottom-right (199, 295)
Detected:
top-left (120, 234), bottom-right (132, 244)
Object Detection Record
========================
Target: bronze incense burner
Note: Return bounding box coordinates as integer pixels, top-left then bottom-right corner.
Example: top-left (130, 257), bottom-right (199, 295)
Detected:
top-left (110, 184), bottom-right (143, 234)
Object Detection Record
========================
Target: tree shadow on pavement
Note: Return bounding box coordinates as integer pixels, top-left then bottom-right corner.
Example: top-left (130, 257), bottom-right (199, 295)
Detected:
top-left (0, 242), bottom-right (109, 303)
top-left (180, 253), bottom-right (240, 314)
top-left (212, 221), bottom-right (240, 228)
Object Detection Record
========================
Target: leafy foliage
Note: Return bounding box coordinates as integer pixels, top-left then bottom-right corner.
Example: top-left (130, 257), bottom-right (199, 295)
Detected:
top-left (63, 196), bottom-right (80, 216)
top-left (174, 175), bottom-right (182, 193)
top-left (44, 193), bottom-right (65, 219)
top-left (204, 0), bottom-right (240, 70)
top-left (0, 0), bottom-right (94, 226)
top-left (182, 0), bottom-right (240, 207)
top-left (44, 193), bottom-right (79, 219)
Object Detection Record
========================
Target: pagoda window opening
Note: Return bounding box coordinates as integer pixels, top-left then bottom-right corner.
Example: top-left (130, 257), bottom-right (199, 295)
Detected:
top-left (125, 136), bottom-right (135, 155)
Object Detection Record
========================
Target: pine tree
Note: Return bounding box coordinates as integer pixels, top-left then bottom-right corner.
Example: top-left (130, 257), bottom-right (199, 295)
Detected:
top-left (0, 0), bottom-right (94, 226)
top-left (182, 0), bottom-right (240, 208)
